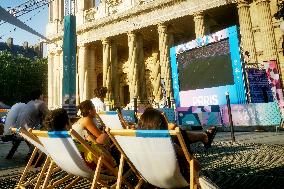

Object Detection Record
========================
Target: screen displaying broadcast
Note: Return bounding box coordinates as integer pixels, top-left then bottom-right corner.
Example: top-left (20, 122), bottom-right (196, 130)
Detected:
top-left (177, 39), bottom-right (234, 91)
top-left (170, 26), bottom-right (246, 107)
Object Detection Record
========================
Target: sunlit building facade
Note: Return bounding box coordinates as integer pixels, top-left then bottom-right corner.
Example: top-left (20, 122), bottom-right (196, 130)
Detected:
top-left (46, 0), bottom-right (284, 109)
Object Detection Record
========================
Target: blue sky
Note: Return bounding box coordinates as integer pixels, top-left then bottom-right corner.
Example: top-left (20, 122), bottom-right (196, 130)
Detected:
top-left (0, 0), bottom-right (48, 46)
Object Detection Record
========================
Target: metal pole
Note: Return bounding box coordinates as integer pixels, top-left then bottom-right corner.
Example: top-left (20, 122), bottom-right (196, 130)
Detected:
top-left (242, 61), bottom-right (251, 103)
top-left (226, 92), bottom-right (235, 142)
top-left (167, 96), bottom-right (171, 108)
top-left (134, 97), bottom-right (138, 123)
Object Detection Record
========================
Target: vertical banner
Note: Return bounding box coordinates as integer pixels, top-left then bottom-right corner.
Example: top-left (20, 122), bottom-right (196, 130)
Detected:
top-left (247, 68), bottom-right (273, 103)
top-left (261, 60), bottom-right (284, 113)
top-left (62, 15), bottom-right (77, 117)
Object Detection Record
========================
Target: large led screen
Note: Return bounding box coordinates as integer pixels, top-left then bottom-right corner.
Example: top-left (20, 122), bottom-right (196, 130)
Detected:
top-left (177, 39), bottom-right (234, 91)
top-left (170, 26), bottom-right (246, 107)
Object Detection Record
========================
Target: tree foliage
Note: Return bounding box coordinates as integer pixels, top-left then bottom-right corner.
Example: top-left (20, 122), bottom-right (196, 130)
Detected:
top-left (0, 50), bottom-right (47, 106)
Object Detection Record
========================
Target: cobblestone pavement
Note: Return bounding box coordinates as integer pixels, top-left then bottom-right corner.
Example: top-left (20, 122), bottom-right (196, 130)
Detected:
top-left (0, 131), bottom-right (283, 188)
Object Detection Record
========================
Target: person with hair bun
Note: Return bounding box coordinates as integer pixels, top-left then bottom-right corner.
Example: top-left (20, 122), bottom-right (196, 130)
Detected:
top-left (90, 87), bottom-right (108, 113)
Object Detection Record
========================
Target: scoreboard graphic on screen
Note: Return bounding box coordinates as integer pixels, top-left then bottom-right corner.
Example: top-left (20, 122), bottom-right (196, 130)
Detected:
top-left (170, 26), bottom-right (246, 107)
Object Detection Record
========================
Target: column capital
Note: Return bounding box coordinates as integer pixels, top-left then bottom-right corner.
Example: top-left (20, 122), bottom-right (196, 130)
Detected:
top-left (102, 38), bottom-right (111, 45)
top-left (157, 22), bottom-right (168, 34)
top-left (193, 11), bottom-right (204, 19)
top-left (237, 0), bottom-right (251, 8)
top-left (78, 43), bottom-right (88, 49)
top-left (127, 31), bottom-right (138, 42)
top-left (158, 22), bottom-right (168, 28)
top-left (127, 31), bottom-right (137, 37)
top-left (55, 48), bottom-right (62, 54)
top-left (254, 0), bottom-right (270, 5)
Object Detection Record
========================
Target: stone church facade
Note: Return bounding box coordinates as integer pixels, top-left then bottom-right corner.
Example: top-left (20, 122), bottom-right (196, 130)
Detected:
top-left (46, 0), bottom-right (284, 109)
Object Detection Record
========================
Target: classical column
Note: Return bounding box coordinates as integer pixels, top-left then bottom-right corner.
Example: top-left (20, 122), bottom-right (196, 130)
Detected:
top-left (59, 51), bottom-right (64, 106)
top-left (59, 0), bottom-right (64, 20)
top-left (102, 38), bottom-right (112, 104)
top-left (237, 0), bottom-right (257, 63)
top-left (54, 50), bottom-right (61, 107)
top-left (158, 23), bottom-right (174, 101)
top-left (254, 0), bottom-right (278, 61)
top-left (48, 1), bottom-right (53, 22)
top-left (152, 53), bottom-right (162, 102)
top-left (137, 34), bottom-right (147, 102)
top-left (193, 11), bottom-right (205, 38)
top-left (76, 0), bottom-right (88, 25)
top-left (110, 43), bottom-right (120, 107)
top-left (78, 44), bottom-right (88, 102)
top-left (88, 46), bottom-right (97, 100)
top-left (128, 31), bottom-right (139, 101)
top-left (53, 0), bottom-right (59, 21)
top-left (48, 52), bottom-right (54, 109)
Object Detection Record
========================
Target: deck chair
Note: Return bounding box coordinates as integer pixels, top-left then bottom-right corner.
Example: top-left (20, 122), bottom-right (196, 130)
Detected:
top-left (11, 128), bottom-right (70, 189)
top-left (32, 129), bottom-right (127, 189)
top-left (106, 127), bottom-right (199, 189)
top-left (98, 111), bottom-right (127, 129)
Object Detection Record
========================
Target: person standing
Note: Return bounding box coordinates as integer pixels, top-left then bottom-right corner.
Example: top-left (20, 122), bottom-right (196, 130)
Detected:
top-left (90, 87), bottom-right (107, 113)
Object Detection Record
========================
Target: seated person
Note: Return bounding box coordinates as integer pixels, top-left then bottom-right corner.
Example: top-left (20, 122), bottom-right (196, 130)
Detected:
top-left (137, 108), bottom-right (217, 183)
top-left (72, 100), bottom-right (109, 144)
top-left (43, 108), bottom-right (116, 169)
top-left (138, 108), bottom-right (217, 149)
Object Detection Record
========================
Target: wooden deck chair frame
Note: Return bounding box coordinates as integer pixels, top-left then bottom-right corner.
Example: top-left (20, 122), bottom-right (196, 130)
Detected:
top-left (105, 127), bottom-right (199, 189)
top-left (11, 128), bottom-right (75, 189)
top-left (32, 129), bottom-right (132, 189)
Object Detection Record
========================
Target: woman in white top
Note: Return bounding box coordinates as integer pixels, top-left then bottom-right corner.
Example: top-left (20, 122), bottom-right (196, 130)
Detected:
top-left (72, 100), bottom-right (115, 168)
top-left (90, 87), bottom-right (107, 113)
top-left (73, 100), bottom-right (108, 144)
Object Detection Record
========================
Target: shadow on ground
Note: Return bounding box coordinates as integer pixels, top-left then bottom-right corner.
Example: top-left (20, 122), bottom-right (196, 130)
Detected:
top-left (192, 141), bottom-right (284, 189)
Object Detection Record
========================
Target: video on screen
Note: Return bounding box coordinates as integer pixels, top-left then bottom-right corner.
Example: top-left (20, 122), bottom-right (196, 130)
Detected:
top-left (176, 39), bottom-right (234, 91)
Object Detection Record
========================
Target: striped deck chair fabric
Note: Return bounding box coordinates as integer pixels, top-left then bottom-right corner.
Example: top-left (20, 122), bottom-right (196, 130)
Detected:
top-left (107, 127), bottom-right (198, 189)
top-left (11, 128), bottom-right (55, 189)
top-left (98, 111), bottom-right (125, 129)
top-left (33, 129), bottom-right (118, 188)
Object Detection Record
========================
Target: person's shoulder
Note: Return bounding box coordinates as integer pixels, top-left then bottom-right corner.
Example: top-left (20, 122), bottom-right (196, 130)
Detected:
top-left (81, 116), bottom-right (93, 124)
top-left (10, 102), bottom-right (25, 110)
top-left (91, 97), bottom-right (100, 103)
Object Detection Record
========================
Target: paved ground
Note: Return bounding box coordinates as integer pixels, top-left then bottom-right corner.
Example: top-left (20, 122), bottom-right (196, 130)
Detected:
top-left (0, 131), bottom-right (283, 188)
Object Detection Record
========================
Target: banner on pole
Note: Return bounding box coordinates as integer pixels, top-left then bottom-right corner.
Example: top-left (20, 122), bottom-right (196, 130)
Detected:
top-left (62, 15), bottom-right (77, 117)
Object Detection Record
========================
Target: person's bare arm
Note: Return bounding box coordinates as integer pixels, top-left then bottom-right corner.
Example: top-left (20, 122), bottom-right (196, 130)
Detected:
top-left (83, 117), bottom-right (109, 145)
top-left (83, 117), bottom-right (102, 138)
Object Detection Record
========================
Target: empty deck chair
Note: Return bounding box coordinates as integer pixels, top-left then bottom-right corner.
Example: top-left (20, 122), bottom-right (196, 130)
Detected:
top-left (106, 127), bottom-right (199, 189)
top-left (32, 129), bottom-right (122, 189)
top-left (98, 111), bottom-right (126, 129)
top-left (11, 128), bottom-right (70, 189)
